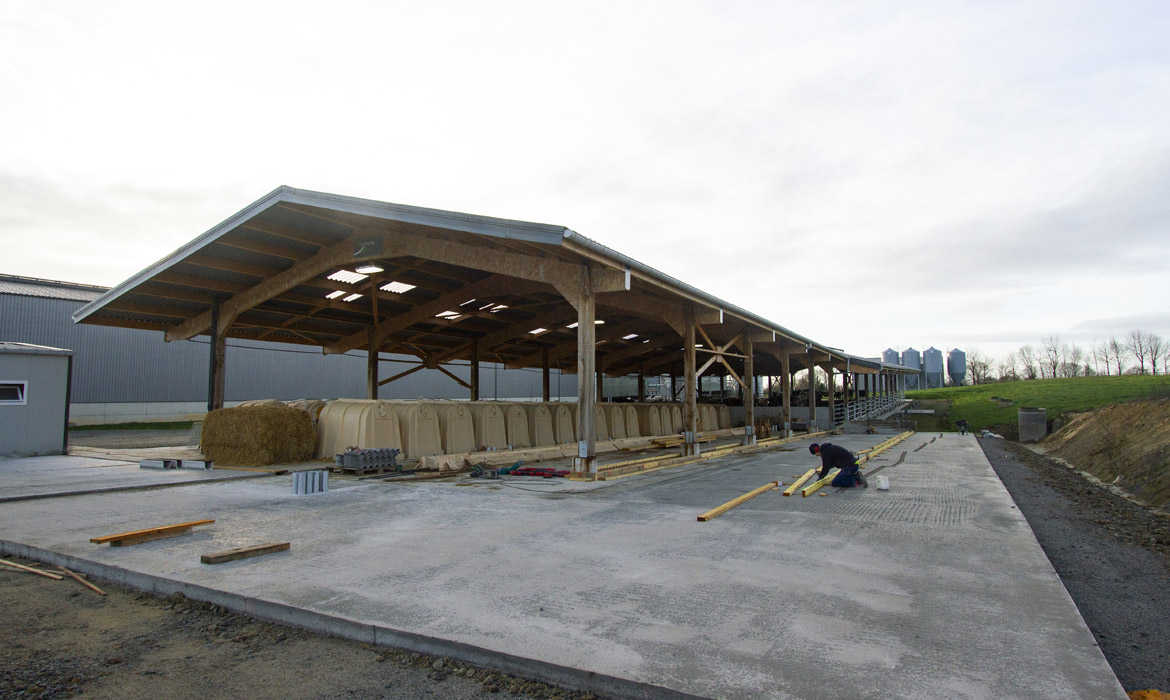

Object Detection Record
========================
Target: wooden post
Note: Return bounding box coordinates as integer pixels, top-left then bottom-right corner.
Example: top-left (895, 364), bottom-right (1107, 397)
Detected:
top-left (367, 278), bottom-right (379, 399)
top-left (469, 340), bottom-right (479, 401)
top-left (207, 303), bottom-right (226, 412)
top-left (807, 353), bottom-right (817, 431)
top-left (842, 363), bottom-right (851, 423)
top-left (637, 371), bottom-right (645, 401)
top-left (596, 367), bottom-right (604, 402)
top-left (541, 346), bottom-right (550, 402)
top-left (574, 274), bottom-right (597, 475)
top-left (366, 327), bottom-right (378, 399)
top-left (782, 353), bottom-right (792, 436)
top-left (825, 364), bottom-right (835, 426)
top-left (743, 336), bottom-right (755, 445)
top-left (683, 311), bottom-right (698, 455)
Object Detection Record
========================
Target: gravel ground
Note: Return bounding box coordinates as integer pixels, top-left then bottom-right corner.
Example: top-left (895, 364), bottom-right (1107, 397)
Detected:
top-left (0, 562), bottom-right (598, 700)
top-left (979, 437), bottom-right (1170, 693)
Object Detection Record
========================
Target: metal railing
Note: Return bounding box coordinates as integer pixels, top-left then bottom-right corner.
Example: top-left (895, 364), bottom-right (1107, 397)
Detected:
top-left (831, 395), bottom-right (902, 425)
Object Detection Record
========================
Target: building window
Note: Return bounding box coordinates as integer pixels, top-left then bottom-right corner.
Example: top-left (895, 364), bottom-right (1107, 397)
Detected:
top-left (0, 381), bottom-right (27, 405)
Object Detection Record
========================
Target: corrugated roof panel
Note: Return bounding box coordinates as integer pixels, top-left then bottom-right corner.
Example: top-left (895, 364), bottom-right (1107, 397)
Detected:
top-left (0, 274), bottom-right (106, 302)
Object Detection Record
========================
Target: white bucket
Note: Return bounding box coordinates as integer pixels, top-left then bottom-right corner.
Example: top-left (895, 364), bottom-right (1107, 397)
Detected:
top-left (876, 475), bottom-right (890, 490)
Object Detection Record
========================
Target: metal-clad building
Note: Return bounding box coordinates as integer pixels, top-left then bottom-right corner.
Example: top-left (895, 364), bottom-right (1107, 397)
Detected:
top-left (0, 274), bottom-right (575, 423)
top-left (0, 342), bottom-right (71, 456)
top-left (923, 346), bottom-right (944, 389)
top-left (947, 348), bottom-right (967, 386)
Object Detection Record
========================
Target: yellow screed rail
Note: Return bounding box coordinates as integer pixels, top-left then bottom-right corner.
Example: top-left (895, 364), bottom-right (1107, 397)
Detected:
top-left (800, 469), bottom-right (840, 497)
top-left (782, 468), bottom-right (817, 496)
top-left (801, 431), bottom-right (916, 497)
top-left (697, 481), bottom-right (779, 522)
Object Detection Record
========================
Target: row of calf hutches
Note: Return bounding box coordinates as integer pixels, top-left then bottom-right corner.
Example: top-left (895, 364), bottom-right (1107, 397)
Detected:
top-left (316, 400), bottom-right (731, 460)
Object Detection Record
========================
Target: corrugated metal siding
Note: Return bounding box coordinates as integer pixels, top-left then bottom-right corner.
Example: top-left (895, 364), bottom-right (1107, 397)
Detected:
top-left (0, 294), bottom-right (570, 403)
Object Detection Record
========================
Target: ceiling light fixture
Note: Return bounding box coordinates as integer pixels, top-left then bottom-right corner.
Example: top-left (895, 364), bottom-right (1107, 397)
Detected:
top-left (343, 293), bottom-right (363, 302)
top-left (325, 290), bottom-right (345, 300)
top-left (380, 281), bottom-right (416, 294)
top-left (327, 269), bottom-right (368, 284)
top-left (354, 264), bottom-right (384, 275)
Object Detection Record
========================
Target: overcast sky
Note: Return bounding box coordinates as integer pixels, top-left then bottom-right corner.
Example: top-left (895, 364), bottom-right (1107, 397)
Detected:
top-left (2, 1), bottom-right (1168, 365)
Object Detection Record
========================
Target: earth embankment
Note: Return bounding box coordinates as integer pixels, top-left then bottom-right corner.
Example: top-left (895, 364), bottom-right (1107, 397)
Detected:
top-left (1041, 398), bottom-right (1170, 509)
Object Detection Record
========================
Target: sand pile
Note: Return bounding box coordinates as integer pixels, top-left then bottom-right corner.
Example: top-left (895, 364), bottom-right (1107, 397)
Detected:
top-left (200, 404), bottom-right (316, 466)
top-left (1043, 398), bottom-right (1170, 508)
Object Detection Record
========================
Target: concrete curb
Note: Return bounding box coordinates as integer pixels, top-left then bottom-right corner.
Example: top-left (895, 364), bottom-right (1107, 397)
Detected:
top-left (0, 540), bottom-right (703, 700)
top-left (0, 472), bottom-right (276, 504)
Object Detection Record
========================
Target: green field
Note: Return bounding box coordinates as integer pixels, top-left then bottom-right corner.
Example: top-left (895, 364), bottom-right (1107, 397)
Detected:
top-left (905, 375), bottom-right (1170, 436)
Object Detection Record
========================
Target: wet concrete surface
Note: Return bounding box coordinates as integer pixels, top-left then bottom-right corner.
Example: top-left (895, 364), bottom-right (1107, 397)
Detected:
top-left (0, 432), bottom-right (1126, 698)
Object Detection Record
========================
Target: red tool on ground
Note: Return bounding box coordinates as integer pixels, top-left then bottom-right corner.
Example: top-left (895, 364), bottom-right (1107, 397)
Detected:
top-left (510, 466), bottom-right (568, 478)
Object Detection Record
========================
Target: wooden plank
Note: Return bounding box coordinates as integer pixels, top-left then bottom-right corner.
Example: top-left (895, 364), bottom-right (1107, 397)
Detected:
top-left (0, 558), bottom-right (65, 580)
top-left (200, 542), bottom-right (290, 565)
top-left (59, 566), bottom-right (106, 595)
top-left (801, 469), bottom-right (840, 497)
top-left (697, 481), bottom-right (779, 522)
top-left (90, 519), bottom-right (215, 545)
top-left (782, 468), bottom-right (817, 496)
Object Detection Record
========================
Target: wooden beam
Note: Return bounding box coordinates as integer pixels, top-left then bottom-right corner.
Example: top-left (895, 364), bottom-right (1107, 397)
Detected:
top-left (167, 234), bottom-right (397, 341)
top-left (90, 519), bottom-right (215, 546)
top-left (436, 364), bottom-right (471, 389)
top-left (378, 362), bottom-right (425, 386)
top-left (201, 542), bottom-right (290, 565)
top-left (325, 275), bottom-right (544, 355)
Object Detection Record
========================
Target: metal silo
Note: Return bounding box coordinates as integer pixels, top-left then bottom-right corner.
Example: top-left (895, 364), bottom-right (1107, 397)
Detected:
top-left (923, 347), bottom-right (944, 389)
top-left (882, 348), bottom-right (899, 365)
top-left (901, 347), bottom-right (921, 390)
top-left (947, 348), bottom-right (967, 386)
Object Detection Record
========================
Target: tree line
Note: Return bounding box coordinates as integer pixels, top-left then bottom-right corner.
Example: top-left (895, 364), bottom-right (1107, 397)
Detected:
top-left (962, 330), bottom-right (1166, 384)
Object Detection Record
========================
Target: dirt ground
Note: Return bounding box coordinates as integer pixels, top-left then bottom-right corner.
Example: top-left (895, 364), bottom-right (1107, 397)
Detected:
top-left (979, 438), bottom-right (1170, 693)
top-left (0, 563), bottom-right (596, 700)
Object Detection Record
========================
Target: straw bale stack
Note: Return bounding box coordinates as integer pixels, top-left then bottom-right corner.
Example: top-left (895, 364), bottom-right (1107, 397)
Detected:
top-left (200, 404), bottom-right (315, 465)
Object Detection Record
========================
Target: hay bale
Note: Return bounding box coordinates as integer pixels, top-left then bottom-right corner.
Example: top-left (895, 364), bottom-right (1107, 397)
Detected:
top-left (200, 404), bottom-right (316, 466)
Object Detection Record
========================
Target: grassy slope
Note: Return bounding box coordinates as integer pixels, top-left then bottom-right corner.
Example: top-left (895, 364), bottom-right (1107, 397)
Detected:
top-left (905, 375), bottom-right (1170, 435)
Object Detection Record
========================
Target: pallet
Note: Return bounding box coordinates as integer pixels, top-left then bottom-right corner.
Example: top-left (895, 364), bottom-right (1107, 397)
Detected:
top-left (330, 465), bottom-right (403, 476)
top-left (201, 542), bottom-right (290, 565)
top-left (90, 519), bottom-right (215, 547)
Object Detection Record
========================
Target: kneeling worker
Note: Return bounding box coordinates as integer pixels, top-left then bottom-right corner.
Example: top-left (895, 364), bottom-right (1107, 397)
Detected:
top-left (809, 442), bottom-right (867, 488)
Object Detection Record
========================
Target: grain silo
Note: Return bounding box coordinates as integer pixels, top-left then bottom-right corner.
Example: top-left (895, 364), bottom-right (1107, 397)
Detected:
top-left (947, 348), bottom-right (967, 386)
top-left (923, 347), bottom-right (944, 389)
top-left (882, 348), bottom-right (899, 365)
top-left (901, 347), bottom-right (921, 390)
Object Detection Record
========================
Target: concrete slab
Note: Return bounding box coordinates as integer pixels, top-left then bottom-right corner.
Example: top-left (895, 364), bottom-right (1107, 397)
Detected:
top-left (0, 433), bottom-right (1125, 699)
top-left (0, 455), bottom-right (268, 502)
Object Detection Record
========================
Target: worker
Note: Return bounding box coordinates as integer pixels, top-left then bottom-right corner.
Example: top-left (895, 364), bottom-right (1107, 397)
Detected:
top-left (809, 442), bottom-right (867, 488)
top-left (956, 419), bottom-right (969, 435)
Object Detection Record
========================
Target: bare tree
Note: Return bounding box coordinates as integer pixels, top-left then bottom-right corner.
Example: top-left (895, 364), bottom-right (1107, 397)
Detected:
top-left (1129, 330), bottom-right (1149, 374)
top-left (998, 351), bottom-right (1018, 381)
top-left (1041, 335), bottom-right (1061, 379)
top-left (1148, 333), bottom-right (1165, 376)
top-left (1107, 336), bottom-right (1126, 376)
top-left (1092, 341), bottom-right (1108, 375)
top-left (1060, 344), bottom-right (1085, 377)
top-left (967, 350), bottom-right (993, 385)
top-left (1018, 345), bottom-right (1039, 380)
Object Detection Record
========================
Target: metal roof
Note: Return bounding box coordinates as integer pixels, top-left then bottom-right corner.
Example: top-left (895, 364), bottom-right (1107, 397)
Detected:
top-left (72, 186), bottom-right (912, 377)
top-left (0, 274), bottom-right (105, 303)
top-left (0, 341), bottom-right (73, 356)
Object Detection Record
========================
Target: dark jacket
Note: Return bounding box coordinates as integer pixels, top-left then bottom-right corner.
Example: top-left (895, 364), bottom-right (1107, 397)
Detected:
top-left (818, 442), bottom-right (858, 479)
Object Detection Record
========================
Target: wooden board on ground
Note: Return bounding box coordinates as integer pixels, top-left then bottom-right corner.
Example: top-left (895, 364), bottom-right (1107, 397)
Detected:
top-left (59, 566), bottom-right (106, 595)
top-left (201, 542), bottom-right (290, 565)
top-left (0, 558), bottom-right (64, 580)
top-left (90, 519), bottom-right (215, 547)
